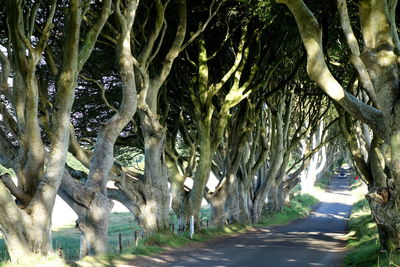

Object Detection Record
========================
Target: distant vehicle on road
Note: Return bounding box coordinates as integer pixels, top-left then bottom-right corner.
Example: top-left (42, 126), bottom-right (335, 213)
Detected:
top-left (342, 163), bottom-right (350, 170)
top-left (339, 172), bottom-right (346, 178)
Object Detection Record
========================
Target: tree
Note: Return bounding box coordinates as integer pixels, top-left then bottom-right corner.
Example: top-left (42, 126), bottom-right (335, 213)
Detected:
top-left (0, 0), bottom-right (111, 261)
top-left (59, 0), bottom-right (138, 256)
top-left (62, 0), bottom-right (223, 238)
top-left (110, 0), bottom-right (221, 233)
top-left (277, 0), bottom-right (400, 250)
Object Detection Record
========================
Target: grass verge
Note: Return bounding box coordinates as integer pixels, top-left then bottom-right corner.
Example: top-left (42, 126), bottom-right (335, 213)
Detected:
top-left (258, 194), bottom-right (319, 226)
top-left (74, 223), bottom-right (249, 267)
top-left (343, 198), bottom-right (400, 267)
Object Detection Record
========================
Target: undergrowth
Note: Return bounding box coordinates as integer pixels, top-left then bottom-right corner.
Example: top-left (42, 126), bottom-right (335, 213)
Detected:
top-left (259, 194), bottom-right (319, 226)
top-left (343, 198), bottom-right (400, 267)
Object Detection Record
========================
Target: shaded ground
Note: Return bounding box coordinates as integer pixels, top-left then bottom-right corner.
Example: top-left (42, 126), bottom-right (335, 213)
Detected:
top-left (97, 178), bottom-right (356, 267)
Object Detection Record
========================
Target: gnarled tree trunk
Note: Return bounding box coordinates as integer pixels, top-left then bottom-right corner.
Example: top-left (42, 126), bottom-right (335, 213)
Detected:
top-left (60, 0), bottom-right (136, 256)
top-left (0, 0), bottom-right (97, 262)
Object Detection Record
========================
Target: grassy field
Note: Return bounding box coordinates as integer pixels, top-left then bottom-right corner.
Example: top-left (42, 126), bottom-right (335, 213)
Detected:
top-left (343, 198), bottom-right (400, 267)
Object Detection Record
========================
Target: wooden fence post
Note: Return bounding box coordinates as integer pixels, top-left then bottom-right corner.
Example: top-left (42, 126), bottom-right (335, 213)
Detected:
top-left (119, 233), bottom-right (122, 253)
top-left (134, 230), bottom-right (139, 247)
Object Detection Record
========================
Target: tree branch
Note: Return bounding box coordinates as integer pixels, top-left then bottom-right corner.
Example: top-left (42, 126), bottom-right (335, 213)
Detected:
top-left (78, 0), bottom-right (112, 72)
top-left (276, 0), bottom-right (387, 140)
top-left (179, 0), bottom-right (224, 52)
top-left (0, 174), bottom-right (31, 205)
top-left (337, 0), bottom-right (379, 107)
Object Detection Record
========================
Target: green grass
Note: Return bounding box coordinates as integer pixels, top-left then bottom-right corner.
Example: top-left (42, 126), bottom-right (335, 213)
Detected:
top-left (258, 194), bottom-right (319, 226)
top-left (142, 222), bottom-right (248, 249)
top-left (343, 198), bottom-right (400, 267)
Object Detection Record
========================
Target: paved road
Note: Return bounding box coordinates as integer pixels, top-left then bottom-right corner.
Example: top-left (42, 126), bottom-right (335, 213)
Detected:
top-left (128, 178), bottom-right (355, 267)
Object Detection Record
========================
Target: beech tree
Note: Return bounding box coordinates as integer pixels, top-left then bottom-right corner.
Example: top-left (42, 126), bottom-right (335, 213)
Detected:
top-left (60, 1), bottom-right (222, 244)
top-left (207, 100), bottom-right (257, 226)
top-left (58, 0), bottom-right (137, 256)
top-left (0, 0), bottom-right (111, 261)
top-left (277, 0), bottom-right (400, 250)
top-left (107, 0), bottom-right (221, 233)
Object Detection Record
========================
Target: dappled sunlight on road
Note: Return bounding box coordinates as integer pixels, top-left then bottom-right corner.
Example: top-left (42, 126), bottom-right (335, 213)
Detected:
top-left (311, 210), bottom-right (349, 220)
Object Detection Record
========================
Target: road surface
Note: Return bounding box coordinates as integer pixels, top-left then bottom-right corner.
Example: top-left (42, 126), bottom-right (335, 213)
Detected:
top-left (125, 178), bottom-right (355, 267)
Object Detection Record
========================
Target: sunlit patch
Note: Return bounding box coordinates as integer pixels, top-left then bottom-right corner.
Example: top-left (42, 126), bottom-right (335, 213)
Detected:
top-left (377, 51), bottom-right (396, 67)
top-left (198, 256), bottom-right (214, 260)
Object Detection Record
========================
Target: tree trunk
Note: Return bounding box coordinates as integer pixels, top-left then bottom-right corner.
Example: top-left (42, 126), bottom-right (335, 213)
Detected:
top-left (188, 130), bottom-right (213, 227)
top-left (268, 182), bottom-right (282, 211)
top-left (366, 186), bottom-right (400, 250)
top-left (60, 1), bottom-right (136, 256)
top-left (209, 171), bottom-right (242, 227)
top-left (139, 117), bottom-right (170, 233)
top-left (237, 182), bottom-right (251, 224)
top-left (250, 196), bottom-right (264, 224)
top-left (0, 210), bottom-right (52, 261)
top-left (77, 195), bottom-right (113, 257)
top-left (0, 0), bottom-right (103, 261)
top-left (301, 122), bottom-right (326, 194)
top-left (209, 193), bottom-right (226, 228)
top-left (225, 181), bottom-right (240, 223)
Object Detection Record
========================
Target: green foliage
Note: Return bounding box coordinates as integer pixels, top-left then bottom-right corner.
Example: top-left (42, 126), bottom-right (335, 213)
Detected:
top-left (128, 245), bottom-right (164, 256)
top-left (114, 147), bottom-right (144, 170)
top-left (259, 194), bottom-right (319, 226)
top-left (66, 153), bottom-right (88, 173)
top-left (236, 0), bottom-right (274, 22)
top-left (343, 199), bottom-right (400, 267)
top-left (142, 222), bottom-right (248, 249)
top-left (0, 165), bottom-right (15, 176)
